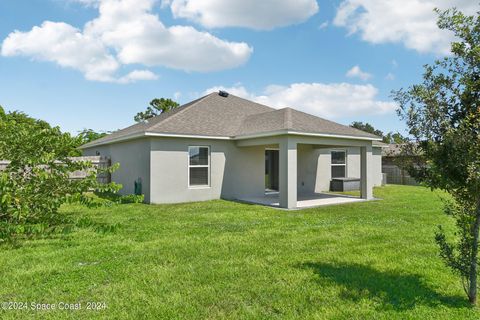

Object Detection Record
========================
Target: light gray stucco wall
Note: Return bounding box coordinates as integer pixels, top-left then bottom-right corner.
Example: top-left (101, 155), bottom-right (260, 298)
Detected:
top-left (297, 144), bottom-right (323, 194)
top-left (297, 145), bottom-right (383, 193)
top-left (149, 137), bottom-right (265, 204)
top-left (345, 146), bottom-right (382, 187)
top-left (82, 136), bottom-right (383, 204)
top-left (82, 139), bottom-right (151, 202)
top-left (372, 147), bottom-right (383, 186)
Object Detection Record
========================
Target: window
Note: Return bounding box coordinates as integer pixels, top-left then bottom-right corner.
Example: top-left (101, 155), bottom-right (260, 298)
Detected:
top-left (188, 146), bottom-right (210, 187)
top-left (331, 150), bottom-right (346, 178)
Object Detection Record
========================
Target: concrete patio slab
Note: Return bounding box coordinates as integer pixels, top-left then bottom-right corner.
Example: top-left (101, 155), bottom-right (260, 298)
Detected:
top-left (238, 192), bottom-right (369, 209)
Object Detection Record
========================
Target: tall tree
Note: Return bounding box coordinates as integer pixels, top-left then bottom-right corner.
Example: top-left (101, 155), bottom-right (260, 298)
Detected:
top-left (134, 98), bottom-right (179, 122)
top-left (350, 121), bottom-right (406, 143)
top-left (384, 132), bottom-right (408, 144)
top-left (350, 121), bottom-right (384, 137)
top-left (393, 7), bottom-right (480, 304)
top-left (77, 129), bottom-right (108, 144)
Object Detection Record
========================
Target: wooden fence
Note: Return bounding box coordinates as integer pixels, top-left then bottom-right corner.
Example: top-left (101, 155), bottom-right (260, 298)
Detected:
top-left (0, 156), bottom-right (111, 183)
top-left (382, 164), bottom-right (418, 186)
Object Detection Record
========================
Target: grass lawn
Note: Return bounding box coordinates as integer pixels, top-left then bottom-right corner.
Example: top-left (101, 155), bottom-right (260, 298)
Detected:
top-left (0, 185), bottom-right (478, 319)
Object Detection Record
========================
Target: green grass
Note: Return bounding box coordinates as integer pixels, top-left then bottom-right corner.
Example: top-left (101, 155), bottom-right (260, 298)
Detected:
top-left (0, 185), bottom-right (478, 319)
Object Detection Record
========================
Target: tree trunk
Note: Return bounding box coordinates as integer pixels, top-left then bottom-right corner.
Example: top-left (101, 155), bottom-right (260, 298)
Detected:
top-left (468, 208), bottom-right (480, 304)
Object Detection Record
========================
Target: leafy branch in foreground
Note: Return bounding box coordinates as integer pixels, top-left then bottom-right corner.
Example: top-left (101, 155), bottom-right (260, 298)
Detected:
top-left (0, 107), bottom-right (121, 242)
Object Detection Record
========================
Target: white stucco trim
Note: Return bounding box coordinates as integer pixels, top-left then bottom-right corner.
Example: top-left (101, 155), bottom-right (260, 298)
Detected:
top-left (234, 130), bottom-right (382, 141)
top-left (80, 129), bottom-right (381, 149)
top-left (79, 132), bottom-right (230, 149)
top-left (79, 132), bottom-right (146, 149)
top-left (146, 132), bottom-right (231, 140)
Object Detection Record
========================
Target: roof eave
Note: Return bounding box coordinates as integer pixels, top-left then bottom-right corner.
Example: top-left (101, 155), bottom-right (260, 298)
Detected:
top-left (79, 132), bottom-right (147, 149)
top-left (79, 131), bottom-right (232, 149)
top-left (372, 141), bottom-right (389, 148)
top-left (233, 130), bottom-right (383, 141)
top-left (146, 132), bottom-right (231, 140)
top-left (80, 129), bottom-right (382, 149)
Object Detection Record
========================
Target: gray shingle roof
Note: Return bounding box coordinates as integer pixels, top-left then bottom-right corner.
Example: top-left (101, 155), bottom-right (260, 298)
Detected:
top-left (237, 107), bottom-right (380, 139)
top-left (149, 92), bottom-right (274, 136)
top-left (81, 92), bottom-right (381, 148)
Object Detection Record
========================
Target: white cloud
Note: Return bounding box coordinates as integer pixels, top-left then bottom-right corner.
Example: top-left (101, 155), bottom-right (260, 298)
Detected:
top-left (345, 65), bottom-right (372, 81)
top-left (1, 21), bottom-right (119, 82)
top-left (333, 0), bottom-right (478, 55)
top-left (204, 82), bottom-right (396, 118)
top-left (117, 70), bottom-right (158, 84)
top-left (318, 21), bottom-right (329, 30)
top-left (1, 0), bottom-right (252, 82)
top-left (204, 84), bottom-right (255, 100)
top-left (168, 0), bottom-right (319, 30)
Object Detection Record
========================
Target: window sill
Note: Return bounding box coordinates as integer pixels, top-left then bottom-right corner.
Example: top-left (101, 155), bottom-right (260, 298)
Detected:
top-left (188, 186), bottom-right (211, 189)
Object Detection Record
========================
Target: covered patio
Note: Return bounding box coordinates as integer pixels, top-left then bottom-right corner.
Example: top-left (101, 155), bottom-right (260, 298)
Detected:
top-left (235, 133), bottom-right (377, 209)
top-left (238, 191), bottom-right (367, 209)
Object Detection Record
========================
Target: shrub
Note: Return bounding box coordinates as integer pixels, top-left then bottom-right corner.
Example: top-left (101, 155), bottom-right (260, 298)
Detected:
top-left (0, 107), bottom-right (120, 242)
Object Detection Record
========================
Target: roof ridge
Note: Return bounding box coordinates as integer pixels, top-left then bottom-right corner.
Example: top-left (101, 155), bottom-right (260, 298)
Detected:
top-left (282, 107), bottom-right (293, 129)
top-left (81, 93), bottom-right (382, 149)
top-left (226, 93), bottom-right (277, 111)
top-left (241, 107), bottom-right (278, 119)
top-left (286, 107), bottom-right (380, 138)
top-left (146, 93), bottom-right (215, 132)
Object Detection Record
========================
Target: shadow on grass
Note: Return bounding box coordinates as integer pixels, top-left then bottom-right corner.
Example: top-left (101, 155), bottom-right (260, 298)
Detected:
top-left (299, 262), bottom-right (468, 310)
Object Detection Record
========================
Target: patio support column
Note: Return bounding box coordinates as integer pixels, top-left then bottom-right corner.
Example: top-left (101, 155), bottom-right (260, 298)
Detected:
top-left (360, 144), bottom-right (373, 200)
top-left (279, 137), bottom-right (297, 209)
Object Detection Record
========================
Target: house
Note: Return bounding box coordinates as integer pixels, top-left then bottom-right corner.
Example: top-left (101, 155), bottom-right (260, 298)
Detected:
top-left (382, 143), bottom-right (419, 185)
top-left (80, 91), bottom-right (384, 209)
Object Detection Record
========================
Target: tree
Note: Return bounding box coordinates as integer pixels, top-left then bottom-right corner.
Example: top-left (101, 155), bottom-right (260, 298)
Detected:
top-left (350, 121), bottom-right (384, 137)
top-left (350, 121), bottom-right (407, 144)
top-left (134, 98), bottom-right (179, 122)
top-left (0, 107), bottom-right (120, 242)
top-left (393, 7), bottom-right (480, 304)
top-left (77, 129), bottom-right (108, 145)
top-left (384, 132), bottom-right (408, 144)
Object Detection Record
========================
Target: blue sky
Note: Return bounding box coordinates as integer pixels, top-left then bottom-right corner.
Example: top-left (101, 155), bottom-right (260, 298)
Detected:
top-left (0, 0), bottom-right (474, 135)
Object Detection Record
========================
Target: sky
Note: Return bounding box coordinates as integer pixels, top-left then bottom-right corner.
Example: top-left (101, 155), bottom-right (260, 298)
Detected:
top-left (0, 0), bottom-right (477, 136)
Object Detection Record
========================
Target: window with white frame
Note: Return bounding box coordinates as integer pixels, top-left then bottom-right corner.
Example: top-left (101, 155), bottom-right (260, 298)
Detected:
top-left (331, 150), bottom-right (346, 178)
top-left (188, 146), bottom-right (210, 187)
